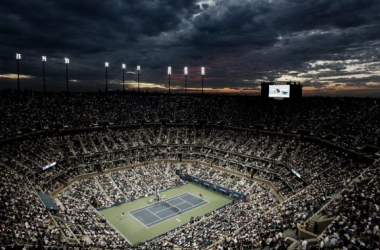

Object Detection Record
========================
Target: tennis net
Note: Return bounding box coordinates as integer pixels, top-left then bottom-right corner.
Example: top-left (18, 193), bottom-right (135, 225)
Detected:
top-left (162, 200), bottom-right (181, 213)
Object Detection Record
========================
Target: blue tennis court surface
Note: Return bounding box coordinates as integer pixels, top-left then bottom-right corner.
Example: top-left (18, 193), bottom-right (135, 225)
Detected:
top-left (129, 193), bottom-right (208, 227)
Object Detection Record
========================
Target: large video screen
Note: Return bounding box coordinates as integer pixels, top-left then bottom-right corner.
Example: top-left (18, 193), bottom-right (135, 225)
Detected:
top-left (269, 85), bottom-right (290, 98)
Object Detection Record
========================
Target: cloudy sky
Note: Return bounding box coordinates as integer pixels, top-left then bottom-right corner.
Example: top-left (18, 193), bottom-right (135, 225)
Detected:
top-left (0, 0), bottom-right (380, 96)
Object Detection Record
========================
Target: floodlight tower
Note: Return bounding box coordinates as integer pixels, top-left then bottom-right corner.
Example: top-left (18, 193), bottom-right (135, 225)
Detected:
top-left (122, 64), bottom-right (126, 92)
top-left (16, 53), bottom-right (21, 91)
top-left (65, 58), bottom-right (70, 92)
top-left (184, 67), bottom-right (188, 94)
top-left (168, 66), bottom-right (172, 94)
top-left (201, 67), bottom-right (205, 95)
top-left (42, 56), bottom-right (47, 92)
top-left (105, 62), bottom-right (109, 93)
top-left (137, 65), bottom-right (140, 92)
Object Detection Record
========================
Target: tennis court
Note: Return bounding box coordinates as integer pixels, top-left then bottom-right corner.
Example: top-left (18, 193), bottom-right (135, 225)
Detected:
top-left (99, 183), bottom-right (232, 244)
top-left (130, 193), bottom-right (208, 227)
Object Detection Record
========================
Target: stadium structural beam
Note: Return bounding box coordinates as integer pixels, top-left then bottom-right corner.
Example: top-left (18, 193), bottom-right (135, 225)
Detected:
top-left (122, 64), bottom-right (126, 92)
top-left (137, 66), bottom-right (140, 92)
top-left (168, 66), bottom-right (171, 94)
top-left (42, 56), bottom-right (47, 92)
top-left (105, 62), bottom-right (109, 93)
top-left (16, 53), bottom-right (21, 91)
top-left (184, 67), bottom-right (188, 94)
top-left (65, 58), bottom-right (69, 92)
top-left (201, 67), bottom-right (205, 95)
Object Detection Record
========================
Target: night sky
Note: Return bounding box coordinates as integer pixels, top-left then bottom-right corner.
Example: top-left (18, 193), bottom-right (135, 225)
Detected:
top-left (0, 0), bottom-right (380, 96)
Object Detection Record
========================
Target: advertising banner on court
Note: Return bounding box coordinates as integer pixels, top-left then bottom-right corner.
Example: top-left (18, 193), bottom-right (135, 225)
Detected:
top-left (179, 174), bottom-right (247, 201)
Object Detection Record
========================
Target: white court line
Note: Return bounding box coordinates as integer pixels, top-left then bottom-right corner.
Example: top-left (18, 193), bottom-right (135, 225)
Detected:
top-left (152, 200), bottom-right (188, 215)
top-left (147, 198), bottom-right (188, 214)
top-left (129, 193), bottom-right (191, 226)
top-left (127, 210), bottom-right (149, 228)
top-left (174, 192), bottom-right (201, 205)
top-left (146, 199), bottom-right (209, 227)
top-left (144, 200), bottom-right (189, 226)
top-left (146, 201), bottom-right (197, 227)
top-left (146, 206), bottom-right (187, 227)
top-left (130, 193), bottom-right (189, 215)
top-left (177, 196), bottom-right (187, 203)
top-left (180, 193), bottom-right (205, 206)
top-left (147, 204), bottom-right (167, 214)
top-left (130, 203), bottom-right (161, 215)
top-left (146, 196), bottom-right (209, 227)
top-left (147, 203), bottom-right (175, 215)
top-left (130, 192), bottom-right (209, 228)
top-left (128, 207), bottom-right (163, 229)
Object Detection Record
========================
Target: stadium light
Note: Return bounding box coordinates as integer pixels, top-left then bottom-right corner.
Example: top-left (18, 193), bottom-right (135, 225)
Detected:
top-left (65, 58), bottom-right (69, 92)
top-left (105, 62), bottom-right (109, 93)
top-left (184, 67), bottom-right (188, 94)
top-left (137, 65), bottom-right (140, 92)
top-left (168, 66), bottom-right (171, 94)
top-left (201, 67), bottom-right (205, 95)
top-left (16, 53), bottom-right (21, 91)
top-left (42, 56), bottom-right (47, 92)
top-left (122, 64), bottom-right (126, 92)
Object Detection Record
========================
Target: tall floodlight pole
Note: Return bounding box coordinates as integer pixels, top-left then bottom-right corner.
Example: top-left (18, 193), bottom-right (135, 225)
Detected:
top-left (42, 56), bottom-right (47, 92)
top-left (16, 53), bottom-right (21, 91)
top-left (168, 66), bottom-right (172, 94)
top-left (105, 62), bottom-right (109, 93)
top-left (184, 67), bottom-right (188, 94)
top-left (137, 65), bottom-right (140, 92)
top-left (201, 67), bottom-right (205, 95)
top-left (65, 58), bottom-right (70, 92)
top-left (122, 64), bottom-right (126, 92)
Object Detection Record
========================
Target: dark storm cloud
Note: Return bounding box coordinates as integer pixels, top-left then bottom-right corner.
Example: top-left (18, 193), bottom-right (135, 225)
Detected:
top-left (0, 0), bottom-right (200, 54)
top-left (0, 0), bottom-right (379, 95)
top-left (272, 0), bottom-right (378, 31)
top-left (163, 0), bottom-right (380, 92)
top-left (185, 1), bottom-right (277, 47)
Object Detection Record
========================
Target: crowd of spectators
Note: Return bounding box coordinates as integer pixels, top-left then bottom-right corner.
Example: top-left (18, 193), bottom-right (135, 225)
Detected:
top-left (0, 167), bottom-right (62, 247)
top-left (204, 159), bottom-right (373, 249)
top-left (60, 162), bottom-right (183, 209)
top-left (0, 92), bottom-right (379, 249)
top-left (1, 125), bottom-right (366, 202)
top-left (154, 165), bottom-right (277, 248)
top-left (58, 191), bottom-right (128, 248)
top-left (50, 162), bottom-right (185, 247)
top-left (316, 159), bottom-right (380, 249)
top-left (0, 92), bottom-right (379, 150)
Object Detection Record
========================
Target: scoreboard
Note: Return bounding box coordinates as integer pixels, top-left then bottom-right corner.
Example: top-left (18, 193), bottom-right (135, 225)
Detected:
top-left (261, 82), bottom-right (302, 100)
top-left (269, 85), bottom-right (290, 98)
